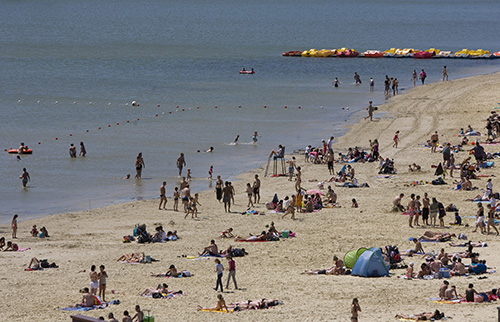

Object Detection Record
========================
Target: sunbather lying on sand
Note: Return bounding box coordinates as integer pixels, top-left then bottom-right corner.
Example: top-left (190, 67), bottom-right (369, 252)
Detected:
top-left (140, 283), bottom-right (183, 297)
top-left (150, 265), bottom-right (192, 278)
top-left (395, 309), bottom-right (445, 321)
top-left (449, 241), bottom-right (487, 247)
top-left (419, 231), bottom-right (455, 242)
top-left (117, 252), bottom-right (145, 263)
top-left (234, 231), bottom-right (269, 242)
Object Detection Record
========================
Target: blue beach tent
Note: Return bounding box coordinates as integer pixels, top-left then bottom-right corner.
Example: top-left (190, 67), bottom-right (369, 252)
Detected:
top-left (351, 247), bottom-right (389, 277)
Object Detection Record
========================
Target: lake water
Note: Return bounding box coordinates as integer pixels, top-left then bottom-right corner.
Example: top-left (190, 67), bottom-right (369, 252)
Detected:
top-left (1, 0), bottom-right (499, 224)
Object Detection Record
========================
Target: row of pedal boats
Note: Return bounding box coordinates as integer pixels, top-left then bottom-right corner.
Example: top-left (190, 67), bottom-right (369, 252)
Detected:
top-left (282, 48), bottom-right (500, 59)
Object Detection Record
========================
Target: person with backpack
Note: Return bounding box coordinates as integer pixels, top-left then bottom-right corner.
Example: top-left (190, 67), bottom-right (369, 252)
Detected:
top-left (419, 69), bottom-right (427, 85)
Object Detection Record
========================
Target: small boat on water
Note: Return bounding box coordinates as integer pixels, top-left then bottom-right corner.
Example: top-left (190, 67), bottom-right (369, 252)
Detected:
top-left (413, 51), bottom-right (433, 59)
top-left (362, 50), bottom-right (384, 58)
top-left (282, 51), bottom-right (302, 57)
top-left (239, 69), bottom-right (255, 74)
top-left (337, 47), bottom-right (359, 57)
top-left (8, 149), bottom-right (33, 154)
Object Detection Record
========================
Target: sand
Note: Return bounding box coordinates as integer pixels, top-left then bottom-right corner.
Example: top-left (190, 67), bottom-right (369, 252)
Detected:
top-left (2, 72), bottom-right (500, 321)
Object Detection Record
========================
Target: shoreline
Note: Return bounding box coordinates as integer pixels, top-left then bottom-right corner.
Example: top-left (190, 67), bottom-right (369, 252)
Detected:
top-left (2, 71), bottom-right (500, 321)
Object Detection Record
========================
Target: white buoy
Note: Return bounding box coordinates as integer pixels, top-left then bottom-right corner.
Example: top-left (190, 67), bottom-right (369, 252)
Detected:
top-left (346, 106), bottom-right (350, 110)
top-left (55, 101), bottom-right (58, 104)
top-left (18, 99), bottom-right (21, 103)
top-left (108, 103), bottom-right (111, 105)
top-left (37, 101), bottom-right (40, 103)
top-left (320, 106), bottom-right (324, 109)
top-left (89, 102), bottom-right (93, 105)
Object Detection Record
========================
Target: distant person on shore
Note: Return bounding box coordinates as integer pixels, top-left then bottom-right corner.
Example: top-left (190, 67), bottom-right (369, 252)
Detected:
top-left (252, 131), bottom-right (260, 144)
top-left (19, 168), bottom-right (30, 187)
top-left (354, 72), bottom-right (362, 84)
top-left (332, 77), bottom-right (340, 88)
top-left (181, 184), bottom-right (191, 212)
top-left (253, 174), bottom-right (261, 203)
top-left (187, 168), bottom-right (192, 181)
top-left (222, 181), bottom-right (232, 212)
top-left (364, 101), bottom-right (374, 121)
top-left (369, 77), bottom-right (374, 90)
top-left (412, 70), bottom-right (418, 86)
top-left (159, 181), bottom-right (167, 210)
top-left (393, 131), bottom-right (400, 148)
top-left (215, 176), bottom-right (223, 202)
top-left (98, 265), bottom-right (108, 302)
top-left (69, 144), bottom-right (77, 158)
top-left (79, 142), bottom-right (86, 157)
top-left (420, 69), bottom-right (427, 85)
top-left (246, 183), bottom-right (254, 208)
top-left (233, 135), bottom-right (239, 144)
top-left (326, 150), bottom-right (335, 175)
top-left (173, 187), bottom-right (179, 211)
top-left (393, 78), bottom-right (399, 95)
top-left (442, 66), bottom-right (448, 81)
top-left (177, 153), bottom-right (186, 176)
top-left (214, 258), bottom-right (224, 292)
top-left (287, 156), bottom-right (296, 181)
top-left (226, 256), bottom-right (237, 290)
top-left (89, 265), bottom-right (99, 295)
top-left (351, 298), bottom-right (361, 322)
top-left (430, 131), bottom-right (439, 153)
top-left (295, 167), bottom-right (302, 192)
top-left (134, 153), bottom-right (145, 179)
top-left (384, 75), bottom-right (391, 94)
top-left (12, 214), bottom-right (18, 239)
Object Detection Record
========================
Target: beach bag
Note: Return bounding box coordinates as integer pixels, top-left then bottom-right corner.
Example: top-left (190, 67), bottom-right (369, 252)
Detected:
top-left (143, 310), bottom-right (155, 321)
top-left (152, 292), bottom-right (162, 299)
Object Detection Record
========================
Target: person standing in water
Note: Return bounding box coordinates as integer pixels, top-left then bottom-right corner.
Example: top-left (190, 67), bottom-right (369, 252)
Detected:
top-left (134, 153), bottom-right (145, 179)
top-left (79, 142), bottom-right (86, 157)
top-left (69, 144), bottom-right (77, 158)
top-left (19, 168), bottom-right (30, 187)
top-left (233, 135), bottom-right (239, 144)
top-left (369, 77), bottom-right (374, 90)
top-left (252, 131), bottom-right (260, 144)
top-left (332, 77), bottom-right (340, 88)
top-left (354, 72), bottom-right (362, 84)
top-left (177, 153), bottom-right (186, 176)
top-left (159, 181), bottom-right (167, 210)
top-left (420, 69), bottom-right (427, 85)
top-left (412, 70), bottom-right (418, 87)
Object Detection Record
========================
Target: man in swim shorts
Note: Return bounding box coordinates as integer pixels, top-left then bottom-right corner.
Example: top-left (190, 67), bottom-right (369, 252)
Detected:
top-left (253, 174), bottom-right (260, 203)
top-left (177, 153), bottom-right (186, 176)
top-left (159, 181), bottom-right (167, 210)
top-left (430, 131), bottom-right (439, 153)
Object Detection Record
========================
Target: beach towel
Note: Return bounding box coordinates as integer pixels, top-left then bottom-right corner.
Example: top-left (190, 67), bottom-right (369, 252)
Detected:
top-left (199, 308), bottom-right (233, 313)
top-left (187, 254), bottom-right (223, 260)
top-left (236, 239), bottom-right (269, 242)
top-left (17, 247), bottom-right (31, 252)
top-left (376, 175), bottom-right (394, 179)
top-left (429, 297), bottom-right (463, 304)
top-left (59, 299), bottom-right (120, 311)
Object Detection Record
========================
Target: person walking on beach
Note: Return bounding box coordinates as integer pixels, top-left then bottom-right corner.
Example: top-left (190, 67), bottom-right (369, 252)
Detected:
top-left (89, 265), bottom-right (99, 295)
top-left (19, 168), bottom-right (30, 187)
top-left (222, 181), bottom-right (232, 212)
top-left (215, 176), bottom-right (223, 202)
top-left (442, 66), bottom-right (448, 81)
top-left (393, 131), bottom-right (400, 148)
top-left (226, 256), bottom-right (237, 290)
top-left (253, 174), bottom-right (261, 203)
top-left (12, 214), bottom-right (18, 239)
top-left (430, 131), bottom-right (439, 153)
top-left (69, 144), bottom-right (77, 158)
top-left (246, 183), bottom-right (254, 208)
top-left (420, 69), bottom-right (427, 85)
top-left (159, 181), bottom-right (167, 210)
top-left (364, 101), bottom-right (374, 121)
top-left (176, 153), bottom-right (186, 176)
top-left (487, 204), bottom-right (499, 235)
top-left (134, 153), bottom-right (145, 179)
top-left (98, 265), bottom-right (108, 302)
top-left (79, 142), bottom-right (86, 157)
top-left (412, 70), bottom-right (418, 87)
top-left (214, 259), bottom-right (224, 292)
top-left (351, 298), bottom-right (361, 322)
top-left (354, 72), bottom-right (361, 84)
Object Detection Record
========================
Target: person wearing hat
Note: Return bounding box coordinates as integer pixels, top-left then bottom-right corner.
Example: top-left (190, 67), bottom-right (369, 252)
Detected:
top-left (406, 262), bottom-right (416, 278)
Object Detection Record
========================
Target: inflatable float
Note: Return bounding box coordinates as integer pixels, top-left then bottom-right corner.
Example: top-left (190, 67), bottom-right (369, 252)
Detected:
top-left (8, 149), bottom-right (33, 154)
top-left (239, 70), bottom-right (255, 74)
top-left (362, 50), bottom-right (384, 58)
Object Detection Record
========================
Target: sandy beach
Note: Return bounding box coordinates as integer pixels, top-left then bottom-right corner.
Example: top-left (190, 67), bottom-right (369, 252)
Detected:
top-left (2, 71), bottom-right (500, 321)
